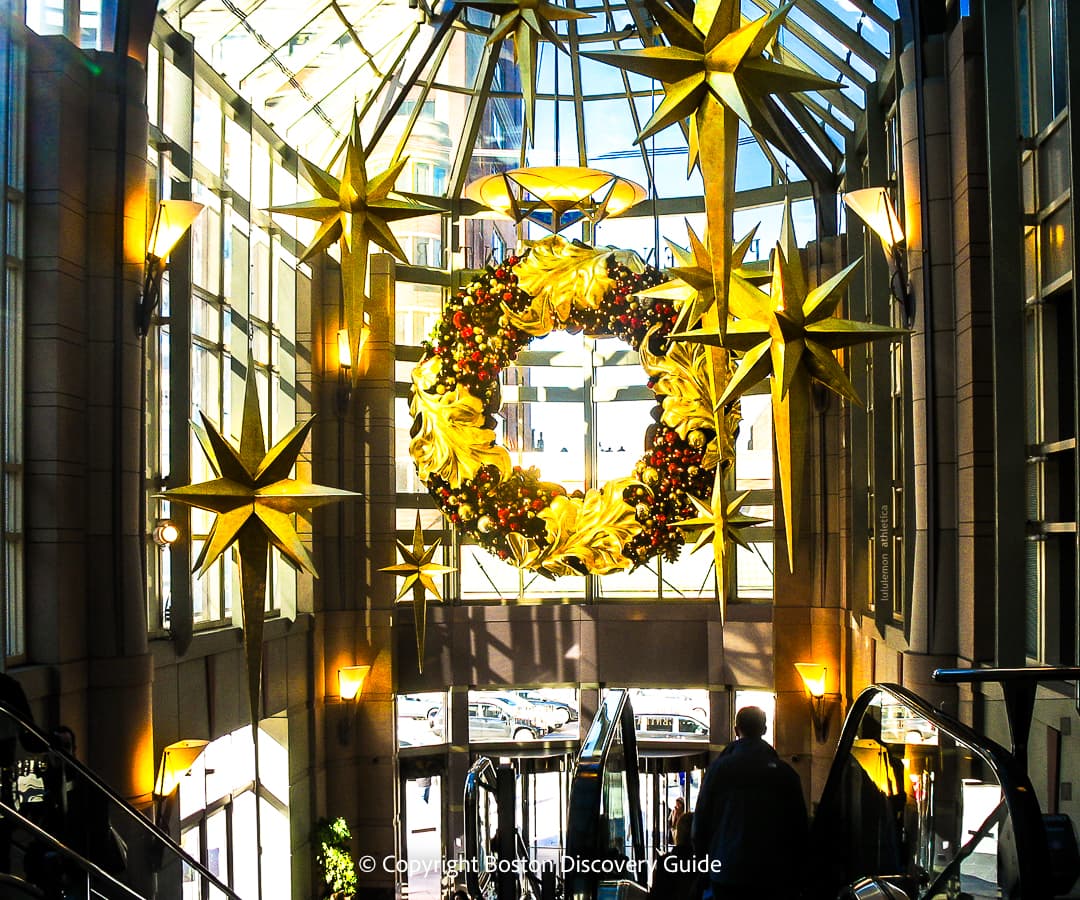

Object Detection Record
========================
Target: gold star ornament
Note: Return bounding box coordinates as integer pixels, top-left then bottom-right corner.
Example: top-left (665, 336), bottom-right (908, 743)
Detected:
top-left (380, 512), bottom-right (456, 672)
top-left (584, 0), bottom-right (837, 339)
top-left (163, 367), bottom-right (358, 724)
top-left (670, 200), bottom-right (907, 571)
top-left (681, 467), bottom-right (768, 623)
top-left (268, 111), bottom-right (437, 382)
top-left (459, 0), bottom-right (590, 142)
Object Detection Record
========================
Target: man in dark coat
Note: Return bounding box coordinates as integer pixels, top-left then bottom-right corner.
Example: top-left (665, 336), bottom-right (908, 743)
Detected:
top-left (692, 706), bottom-right (809, 899)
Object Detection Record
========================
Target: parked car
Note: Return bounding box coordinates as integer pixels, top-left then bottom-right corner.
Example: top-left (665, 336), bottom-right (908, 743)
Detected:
top-left (514, 690), bottom-right (578, 727)
top-left (880, 702), bottom-right (938, 745)
top-left (633, 713), bottom-right (709, 740)
top-left (486, 692), bottom-right (558, 733)
top-left (429, 700), bottom-right (544, 741)
top-left (397, 693), bottom-right (442, 720)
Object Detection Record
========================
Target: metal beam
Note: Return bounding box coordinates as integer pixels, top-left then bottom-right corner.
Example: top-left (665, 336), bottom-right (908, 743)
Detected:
top-left (980, 0), bottom-right (1026, 664)
top-left (747, 0), bottom-right (870, 92)
top-left (448, 39), bottom-right (501, 199)
top-left (365, 7), bottom-right (461, 155)
top-left (798, 0), bottom-right (889, 73)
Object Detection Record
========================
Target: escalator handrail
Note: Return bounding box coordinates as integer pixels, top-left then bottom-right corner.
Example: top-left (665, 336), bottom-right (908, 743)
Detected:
top-left (0, 796), bottom-right (151, 900)
top-left (565, 690), bottom-right (646, 887)
top-left (0, 698), bottom-right (240, 899)
top-left (814, 682), bottom-right (1052, 899)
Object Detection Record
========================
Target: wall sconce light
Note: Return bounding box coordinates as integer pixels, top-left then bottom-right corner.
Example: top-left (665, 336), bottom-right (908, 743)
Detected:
top-left (153, 520), bottom-right (180, 547)
top-left (336, 328), bottom-right (353, 416)
top-left (153, 739), bottom-right (208, 828)
top-left (843, 187), bottom-right (915, 328)
top-left (337, 665), bottom-right (371, 744)
top-left (794, 662), bottom-right (839, 744)
top-left (136, 199), bottom-right (205, 336)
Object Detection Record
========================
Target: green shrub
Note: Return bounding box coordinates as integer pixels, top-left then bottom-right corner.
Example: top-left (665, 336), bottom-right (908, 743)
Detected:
top-left (314, 816), bottom-right (358, 898)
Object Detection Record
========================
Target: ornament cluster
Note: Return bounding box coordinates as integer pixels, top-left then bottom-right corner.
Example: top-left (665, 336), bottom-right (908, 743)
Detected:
top-left (414, 248), bottom-right (721, 571)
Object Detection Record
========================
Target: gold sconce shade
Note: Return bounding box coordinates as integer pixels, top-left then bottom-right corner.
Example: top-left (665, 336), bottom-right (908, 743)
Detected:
top-left (147, 200), bottom-right (205, 261)
top-left (153, 739), bottom-right (209, 798)
top-left (465, 166), bottom-right (645, 234)
top-left (338, 665), bottom-right (371, 702)
top-left (843, 187), bottom-right (905, 251)
top-left (794, 662), bottom-right (828, 698)
top-left (337, 329), bottom-right (353, 370)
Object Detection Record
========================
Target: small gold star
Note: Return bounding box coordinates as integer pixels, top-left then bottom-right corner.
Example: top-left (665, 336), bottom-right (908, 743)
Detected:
top-left (163, 367), bottom-right (357, 723)
top-left (681, 468), bottom-right (768, 622)
top-left (380, 512), bottom-right (456, 672)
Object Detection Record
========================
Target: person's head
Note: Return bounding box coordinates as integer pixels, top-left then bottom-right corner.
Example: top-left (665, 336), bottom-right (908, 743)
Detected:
top-left (734, 706), bottom-right (767, 740)
top-left (674, 811), bottom-right (693, 847)
top-left (673, 797), bottom-right (685, 812)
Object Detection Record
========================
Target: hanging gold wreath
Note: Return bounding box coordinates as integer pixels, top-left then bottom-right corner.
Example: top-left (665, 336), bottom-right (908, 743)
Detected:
top-left (408, 236), bottom-right (743, 578)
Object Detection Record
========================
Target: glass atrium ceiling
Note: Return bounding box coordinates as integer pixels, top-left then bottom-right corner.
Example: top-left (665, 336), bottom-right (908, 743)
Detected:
top-left (161, 0), bottom-right (899, 209)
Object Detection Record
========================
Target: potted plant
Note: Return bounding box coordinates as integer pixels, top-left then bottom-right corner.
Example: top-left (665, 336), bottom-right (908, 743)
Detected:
top-left (314, 816), bottom-right (358, 899)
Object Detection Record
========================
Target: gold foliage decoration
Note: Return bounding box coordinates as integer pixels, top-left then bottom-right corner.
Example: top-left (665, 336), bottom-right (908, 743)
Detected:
top-left (409, 356), bottom-right (512, 487)
top-left (513, 236), bottom-right (620, 320)
top-left (534, 477), bottom-right (644, 577)
top-left (638, 325), bottom-right (716, 440)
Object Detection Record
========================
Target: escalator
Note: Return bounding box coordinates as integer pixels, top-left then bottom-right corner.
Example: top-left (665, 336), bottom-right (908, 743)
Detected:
top-left (0, 700), bottom-right (238, 899)
top-left (811, 670), bottom-right (1080, 900)
top-left (464, 688), bottom-right (647, 900)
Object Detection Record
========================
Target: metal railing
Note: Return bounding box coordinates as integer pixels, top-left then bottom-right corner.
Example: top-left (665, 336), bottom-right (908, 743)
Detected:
top-left (0, 700), bottom-right (239, 899)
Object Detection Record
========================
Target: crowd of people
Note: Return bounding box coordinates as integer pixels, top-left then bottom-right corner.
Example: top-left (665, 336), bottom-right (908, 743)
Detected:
top-left (650, 706), bottom-right (809, 900)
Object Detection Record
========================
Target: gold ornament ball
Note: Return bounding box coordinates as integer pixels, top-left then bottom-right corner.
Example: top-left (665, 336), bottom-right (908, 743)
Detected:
top-left (459, 503), bottom-right (475, 521)
top-left (643, 467), bottom-right (659, 486)
top-left (688, 430), bottom-right (706, 449)
top-left (477, 515), bottom-right (494, 533)
top-left (635, 503), bottom-right (650, 520)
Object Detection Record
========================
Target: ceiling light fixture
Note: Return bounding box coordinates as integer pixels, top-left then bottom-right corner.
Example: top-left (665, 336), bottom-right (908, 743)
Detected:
top-left (465, 166), bottom-right (645, 234)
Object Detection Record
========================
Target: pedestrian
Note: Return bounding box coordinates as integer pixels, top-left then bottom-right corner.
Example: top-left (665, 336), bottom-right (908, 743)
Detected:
top-left (692, 706), bottom-right (808, 899)
top-left (651, 811), bottom-right (702, 900)
top-left (669, 796), bottom-right (686, 843)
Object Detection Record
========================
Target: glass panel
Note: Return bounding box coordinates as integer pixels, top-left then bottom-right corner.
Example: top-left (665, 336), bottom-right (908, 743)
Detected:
top-left (466, 689), bottom-right (569, 742)
top-left (1036, 123), bottom-right (1069, 206)
top-left (193, 83), bottom-right (223, 170)
top-left (628, 689), bottom-right (709, 741)
top-left (224, 115), bottom-right (251, 198)
top-left (398, 692), bottom-right (447, 747)
top-left (232, 791), bottom-right (259, 899)
top-left (1039, 201), bottom-right (1072, 285)
top-left (163, 58), bottom-right (193, 151)
top-left (405, 775), bottom-right (442, 900)
top-left (205, 808), bottom-right (228, 885)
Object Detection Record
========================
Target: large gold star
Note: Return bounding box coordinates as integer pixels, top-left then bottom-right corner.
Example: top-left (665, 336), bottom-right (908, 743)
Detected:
top-left (459, 0), bottom-right (589, 143)
top-left (163, 367), bottom-right (357, 723)
top-left (669, 200), bottom-right (906, 571)
top-left (584, 0), bottom-right (837, 339)
top-left (268, 111), bottom-right (437, 381)
top-left (681, 468), bottom-right (768, 622)
top-left (380, 512), bottom-right (456, 672)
